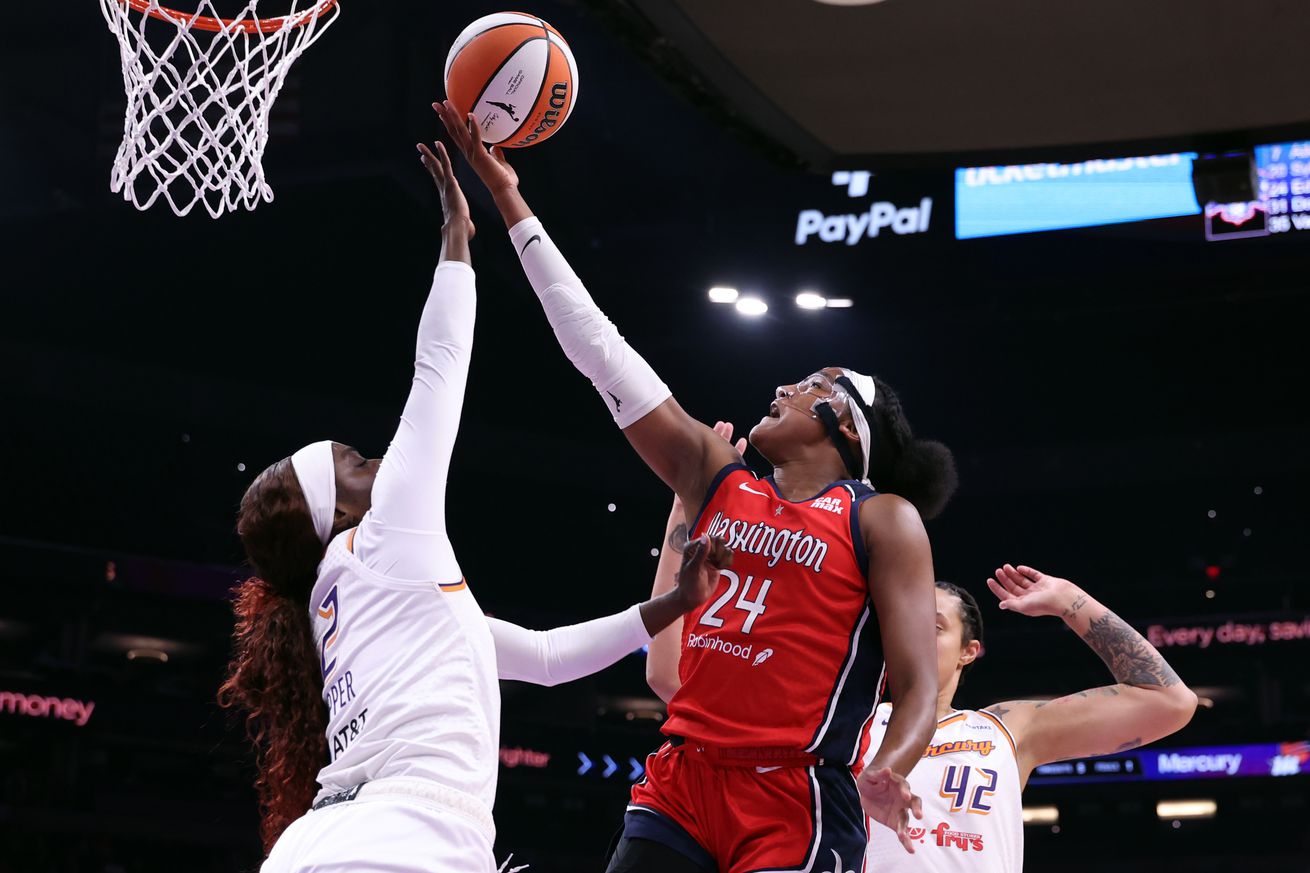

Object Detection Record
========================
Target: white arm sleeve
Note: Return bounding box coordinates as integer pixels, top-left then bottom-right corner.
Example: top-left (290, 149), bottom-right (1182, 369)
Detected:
top-left (354, 261), bottom-right (475, 582)
top-left (487, 604), bottom-right (652, 686)
top-left (508, 217), bottom-right (671, 429)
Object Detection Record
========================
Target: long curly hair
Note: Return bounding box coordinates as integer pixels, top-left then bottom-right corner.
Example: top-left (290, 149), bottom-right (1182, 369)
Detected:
top-left (217, 459), bottom-right (329, 853)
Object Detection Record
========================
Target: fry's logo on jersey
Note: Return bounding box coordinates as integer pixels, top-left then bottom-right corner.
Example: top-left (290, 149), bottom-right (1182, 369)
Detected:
top-left (929, 822), bottom-right (985, 852)
top-left (924, 739), bottom-right (995, 758)
top-left (703, 511), bottom-right (830, 573)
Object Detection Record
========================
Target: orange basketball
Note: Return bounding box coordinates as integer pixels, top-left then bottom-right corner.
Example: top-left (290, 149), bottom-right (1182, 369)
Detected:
top-left (443, 12), bottom-right (579, 149)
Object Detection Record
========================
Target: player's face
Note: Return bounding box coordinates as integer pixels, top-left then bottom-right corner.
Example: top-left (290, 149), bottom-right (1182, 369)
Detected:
top-left (332, 442), bottom-right (380, 527)
top-left (936, 589), bottom-right (980, 694)
top-left (749, 367), bottom-right (852, 458)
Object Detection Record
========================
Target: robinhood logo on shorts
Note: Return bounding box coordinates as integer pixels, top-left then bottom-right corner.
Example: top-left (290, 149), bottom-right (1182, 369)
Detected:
top-left (795, 171), bottom-right (933, 246)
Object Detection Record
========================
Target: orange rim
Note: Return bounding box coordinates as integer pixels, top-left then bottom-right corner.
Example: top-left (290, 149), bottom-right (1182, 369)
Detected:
top-left (121, 0), bottom-right (338, 34)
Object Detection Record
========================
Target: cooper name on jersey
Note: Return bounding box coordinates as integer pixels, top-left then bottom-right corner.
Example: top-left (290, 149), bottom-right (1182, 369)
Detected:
top-left (703, 510), bottom-right (831, 573)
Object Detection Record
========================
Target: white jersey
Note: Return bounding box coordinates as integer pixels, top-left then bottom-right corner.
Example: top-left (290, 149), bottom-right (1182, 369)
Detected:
top-left (864, 704), bottom-right (1023, 873)
top-left (309, 530), bottom-right (501, 812)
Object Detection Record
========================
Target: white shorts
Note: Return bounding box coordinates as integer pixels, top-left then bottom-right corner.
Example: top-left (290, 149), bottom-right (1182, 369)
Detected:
top-left (261, 779), bottom-right (497, 873)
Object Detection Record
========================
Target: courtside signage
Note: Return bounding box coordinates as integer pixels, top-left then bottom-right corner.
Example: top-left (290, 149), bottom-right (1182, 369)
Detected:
top-left (1031, 741), bottom-right (1309, 785)
top-left (0, 690), bottom-right (95, 727)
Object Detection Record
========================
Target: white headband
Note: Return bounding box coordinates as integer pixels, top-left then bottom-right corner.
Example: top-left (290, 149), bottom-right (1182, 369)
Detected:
top-left (290, 440), bottom-right (337, 545)
top-left (840, 370), bottom-right (877, 485)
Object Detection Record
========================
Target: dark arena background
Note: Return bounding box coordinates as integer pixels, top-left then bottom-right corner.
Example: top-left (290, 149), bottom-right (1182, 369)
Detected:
top-left (3, 1), bottom-right (1309, 871)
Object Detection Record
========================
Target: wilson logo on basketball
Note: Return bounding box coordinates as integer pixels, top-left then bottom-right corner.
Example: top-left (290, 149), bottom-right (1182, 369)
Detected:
top-left (512, 83), bottom-right (570, 147)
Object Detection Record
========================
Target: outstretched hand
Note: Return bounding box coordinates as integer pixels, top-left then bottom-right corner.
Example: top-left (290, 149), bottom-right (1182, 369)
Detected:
top-left (416, 139), bottom-right (474, 239)
top-left (672, 534), bottom-right (733, 612)
top-left (857, 766), bottom-right (924, 854)
top-left (986, 563), bottom-right (1079, 618)
top-left (433, 100), bottom-right (520, 196)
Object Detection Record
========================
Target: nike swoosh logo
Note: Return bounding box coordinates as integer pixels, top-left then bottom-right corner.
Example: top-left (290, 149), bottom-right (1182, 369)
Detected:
top-left (519, 234), bottom-right (542, 256)
top-left (755, 766), bottom-right (782, 774)
top-left (738, 483), bottom-right (770, 497)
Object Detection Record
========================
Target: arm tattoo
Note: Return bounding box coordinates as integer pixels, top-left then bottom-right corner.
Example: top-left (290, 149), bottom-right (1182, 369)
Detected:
top-left (984, 700), bottom-right (1046, 719)
top-left (667, 522), bottom-right (689, 554)
top-left (1062, 593), bottom-right (1089, 619)
top-left (1082, 610), bottom-right (1183, 687)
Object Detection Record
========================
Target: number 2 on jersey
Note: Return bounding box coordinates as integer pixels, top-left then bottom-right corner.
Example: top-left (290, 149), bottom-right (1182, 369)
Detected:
top-left (698, 569), bottom-right (773, 634)
top-left (939, 765), bottom-right (997, 815)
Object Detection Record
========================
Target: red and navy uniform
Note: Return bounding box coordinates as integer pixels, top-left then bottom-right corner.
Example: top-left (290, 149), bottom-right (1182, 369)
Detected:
top-left (623, 463), bottom-right (885, 873)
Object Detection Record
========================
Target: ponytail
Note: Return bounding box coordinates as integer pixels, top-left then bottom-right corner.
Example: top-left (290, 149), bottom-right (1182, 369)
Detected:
top-left (220, 460), bottom-right (329, 852)
top-left (867, 377), bottom-right (959, 520)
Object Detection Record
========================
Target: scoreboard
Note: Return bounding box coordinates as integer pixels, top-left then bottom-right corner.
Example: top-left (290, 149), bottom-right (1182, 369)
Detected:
top-left (1257, 140), bottom-right (1310, 235)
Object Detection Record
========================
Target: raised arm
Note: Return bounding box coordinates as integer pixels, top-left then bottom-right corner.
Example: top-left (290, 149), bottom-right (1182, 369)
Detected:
top-left (434, 101), bottom-right (738, 510)
top-left (981, 564), bottom-right (1198, 786)
top-left (856, 494), bottom-right (937, 854)
top-left (646, 422), bottom-right (747, 702)
top-left (491, 533), bottom-right (732, 686)
top-left (645, 497), bottom-right (687, 703)
top-left (353, 141), bottom-right (476, 582)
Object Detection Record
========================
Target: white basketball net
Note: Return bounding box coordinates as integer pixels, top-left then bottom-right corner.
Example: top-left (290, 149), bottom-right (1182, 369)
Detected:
top-left (99, 1), bottom-right (341, 218)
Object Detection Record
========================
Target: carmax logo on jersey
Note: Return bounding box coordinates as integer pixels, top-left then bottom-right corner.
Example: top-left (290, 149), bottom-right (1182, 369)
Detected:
top-left (795, 171), bottom-right (933, 246)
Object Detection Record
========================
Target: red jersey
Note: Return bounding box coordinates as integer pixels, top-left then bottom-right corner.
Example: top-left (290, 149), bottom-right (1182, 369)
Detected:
top-left (663, 463), bottom-right (886, 764)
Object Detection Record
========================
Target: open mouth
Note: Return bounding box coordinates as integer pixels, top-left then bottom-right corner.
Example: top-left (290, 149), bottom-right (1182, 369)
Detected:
top-left (768, 401), bottom-right (781, 419)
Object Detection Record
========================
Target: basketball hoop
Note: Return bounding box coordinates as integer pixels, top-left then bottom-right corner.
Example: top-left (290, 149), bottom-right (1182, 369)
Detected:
top-left (99, 1), bottom-right (341, 218)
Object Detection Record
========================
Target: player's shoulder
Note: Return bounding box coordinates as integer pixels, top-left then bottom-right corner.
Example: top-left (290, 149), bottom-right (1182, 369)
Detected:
top-left (856, 491), bottom-right (927, 545)
top-left (960, 707), bottom-right (1020, 752)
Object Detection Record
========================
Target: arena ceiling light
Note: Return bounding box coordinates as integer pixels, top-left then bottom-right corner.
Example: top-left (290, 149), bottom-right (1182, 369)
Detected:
top-left (795, 292), bottom-right (828, 310)
top-left (826, 298), bottom-right (855, 308)
top-left (1156, 799), bottom-right (1217, 820)
top-left (708, 286), bottom-right (740, 303)
top-left (735, 297), bottom-right (768, 317)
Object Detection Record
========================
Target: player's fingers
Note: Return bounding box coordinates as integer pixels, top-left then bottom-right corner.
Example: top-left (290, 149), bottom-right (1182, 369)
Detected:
top-left (734, 437), bottom-right (748, 455)
top-left (416, 143), bottom-right (442, 181)
top-left (435, 141), bottom-right (458, 181)
top-left (994, 567), bottom-right (1025, 598)
top-left (1002, 563), bottom-right (1031, 587)
top-left (1016, 564), bottom-right (1044, 582)
top-left (897, 810), bottom-right (914, 853)
top-left (985, 577), bottom-right (1012, 609)
top-left (491, 145), bottom-right (512, 167)
top-left (707, 535), bottom-right (733, 569)
top-left (996, 564), bottom-right (1023, 588)
top-left (910, 792), bottom-right (924, 820)
top-left (683, 534), bottom-right (707, 568)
